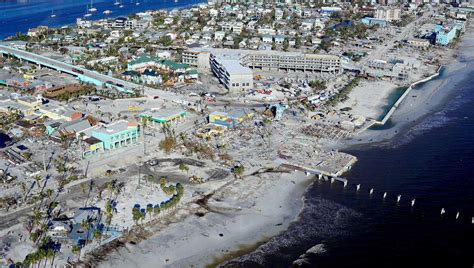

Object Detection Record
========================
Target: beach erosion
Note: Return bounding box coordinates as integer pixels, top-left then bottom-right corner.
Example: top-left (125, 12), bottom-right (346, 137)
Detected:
top-left (91, 19), bottom-right (474, 268)
top-left (95, 171), bottom-right (359, 268)
top-left (333, 22), bottom-right (474, 150)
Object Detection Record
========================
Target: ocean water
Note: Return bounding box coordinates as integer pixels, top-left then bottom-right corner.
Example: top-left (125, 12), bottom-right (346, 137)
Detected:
top-left (0, 0), bottom-right (204, 39)
top-left (223, 36), bottom-right (474, 268)
top-left (0, 133), bottom-right (12, 148)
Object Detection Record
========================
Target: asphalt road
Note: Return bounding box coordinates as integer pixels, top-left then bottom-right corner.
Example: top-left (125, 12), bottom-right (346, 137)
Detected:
top-left (0, 45), bottom-right (180, 102)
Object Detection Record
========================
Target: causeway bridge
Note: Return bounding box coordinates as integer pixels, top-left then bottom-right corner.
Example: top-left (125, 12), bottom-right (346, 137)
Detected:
top-left (0, 45), bottom-right (178, 101)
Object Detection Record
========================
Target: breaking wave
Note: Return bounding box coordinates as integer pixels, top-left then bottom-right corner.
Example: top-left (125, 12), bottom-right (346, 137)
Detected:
top-left (391, 85), bottom-right (473, 148)
top-left (220, 189), bottom-right (361, 268)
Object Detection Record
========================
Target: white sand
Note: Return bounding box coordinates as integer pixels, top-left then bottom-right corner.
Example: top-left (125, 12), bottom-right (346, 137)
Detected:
top-left (331, 23), bottom-right (474, 149)
top-left (98, 172), bottom-right (313, 268)
top-left (337, 80), bottom-right (399, 120)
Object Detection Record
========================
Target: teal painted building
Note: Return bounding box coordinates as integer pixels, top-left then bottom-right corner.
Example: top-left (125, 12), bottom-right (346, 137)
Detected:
top-left (81, 120), bottom-right (140, 150)
top-left (434, 23), bottom-right (463, 46)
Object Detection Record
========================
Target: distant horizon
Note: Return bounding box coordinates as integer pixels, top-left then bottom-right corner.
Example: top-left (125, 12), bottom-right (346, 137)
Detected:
top-left (0, 0), bottom-right (205, 39)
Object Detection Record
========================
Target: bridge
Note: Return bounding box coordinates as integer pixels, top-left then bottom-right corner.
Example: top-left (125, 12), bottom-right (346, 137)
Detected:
top-left (0, 45), bottom-right (178, 101)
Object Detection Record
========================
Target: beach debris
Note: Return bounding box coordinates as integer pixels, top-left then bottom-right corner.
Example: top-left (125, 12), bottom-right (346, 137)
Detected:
top-left (383, 192), bottom-right (387, 199)
top-left (411, 199), bottom-right (416, 207)
top-left (455, 212), bottom-right (460, 220)
top-left (369, 188), bottom-right (374, 195)
top-left (356, 184), bottom-right (361, 191)
top-left (397, 195), bottom-right (401, 203)
top-left (440, 208), bottom-right (446, 215)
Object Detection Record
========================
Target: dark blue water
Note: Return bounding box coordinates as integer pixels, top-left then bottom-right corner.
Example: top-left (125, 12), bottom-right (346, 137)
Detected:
top-left (0, 132), bottom-right (12, 148)
top-left (223, 48), bottom-right (474, 268)
top-left (0, 0), bottom-right (204, 39)
top-left (289, 72), bottom-right (474, 266)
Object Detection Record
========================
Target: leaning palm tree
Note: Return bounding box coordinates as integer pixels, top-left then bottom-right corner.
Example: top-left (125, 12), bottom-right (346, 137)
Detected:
top-left (33, 175), bottom-right (42, 189)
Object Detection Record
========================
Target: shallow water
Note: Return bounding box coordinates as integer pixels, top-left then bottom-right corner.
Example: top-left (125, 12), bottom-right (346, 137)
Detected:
top-left (0, 0), bottom-right (204, 39)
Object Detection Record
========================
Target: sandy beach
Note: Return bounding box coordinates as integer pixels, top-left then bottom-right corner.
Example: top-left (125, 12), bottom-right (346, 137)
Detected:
top-left (86, 22), bottom-right (474, 268)
top-left (328, 22), bottom-right (474, 150)
top-left (93, 171), bottom-right (314, 268)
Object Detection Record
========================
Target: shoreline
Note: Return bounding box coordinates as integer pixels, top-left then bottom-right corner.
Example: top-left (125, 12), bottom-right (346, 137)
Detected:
top-left (0, 0), bottom-right (206, 40)
top-left (87, 171), bottom-right (316, 268)
top-left (328, 22), bottom-right (474, 151)
top-left (88, 20), bottom-right (474, 268)
top-left (213, 19), bottom-right (474, 267)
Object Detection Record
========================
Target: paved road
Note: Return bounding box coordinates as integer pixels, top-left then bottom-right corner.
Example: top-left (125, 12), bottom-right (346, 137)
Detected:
top-left (360, 6), bottom-right (434, 65)
top-left (0, 45), bottom-right (181, 102)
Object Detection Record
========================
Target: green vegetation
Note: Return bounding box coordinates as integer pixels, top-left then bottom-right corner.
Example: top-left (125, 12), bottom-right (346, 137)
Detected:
top-left (232, 165), bottom-right (245, 178)
top-left (7, 32), bottom-right (30, 41)
top-left (326, 77), bottom-right (361, 106)
top-left (309, 80), bottom-right (327, 91)
top-left (159, 177), bottom-right (176, 195)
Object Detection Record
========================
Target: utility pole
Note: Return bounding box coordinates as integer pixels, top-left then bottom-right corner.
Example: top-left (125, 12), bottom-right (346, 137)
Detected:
top-left (42, 152), bottom-right (46, 172)
top-left (137, 165), bottom-right (141, 185)
top-left (143, 123), bottom-right (146, 155)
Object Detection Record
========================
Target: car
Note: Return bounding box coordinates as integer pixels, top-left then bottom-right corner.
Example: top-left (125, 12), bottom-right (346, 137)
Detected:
top-left (153, 96), bottom-right (160, 99)
top-left (115, 83), bottom-right (124, 87)
top-left (72, 68), bottom-right (84, 74)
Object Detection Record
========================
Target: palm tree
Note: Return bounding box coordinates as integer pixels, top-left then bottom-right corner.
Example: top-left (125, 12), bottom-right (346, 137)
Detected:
top-left (20, 181), bottom-right (28, 200)
top-left (178, 163), bottom-right (189, 177)
top-left (46, 189), bottom-right (54, 200)
top-left (81, 220), bottom-right (91, 244)
top-left (93, 229), bottom-right (102, 244)
top-left (45, 248), bottom-right (55, 267)
top-left (33, 208), bottom-right (42, 226)
top-left (33, 175), bottom-right (42, 189)
top-left (72, 245), bottom-right (81, 262)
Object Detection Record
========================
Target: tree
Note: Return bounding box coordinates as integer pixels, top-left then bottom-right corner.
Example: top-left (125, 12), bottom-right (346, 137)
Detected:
top-left (146, 205), bottom-right (152, 219)
top-left (132, 207), bottom-right (141, 224)
top-left (178, 163), bottom-right (189, 176)
top-left (158, 35), bottom-right (173, 46)
top-left (105, 200), bottom-right (113, 229)
top-left (46, 189), bottom-right (54, 200)
top-left (80, 220), bottom-right (91, 244)
top-left (153, 205), bottom-right (161, 217)
top-left (72, 245), bottom-right (81, 262)
top-left (309, 80), bottom-right (326, 91)
top-left (33, 175), bottom-right (42, 189)
top-left (283, 38), bottom-right (289, 51)
top-left (295, 34), bottom-right (302, 49)
top-left (159, 136), bottom-right (176, 154)
top-left (232, 165), bottom-right (245, 178)
top-left (93, 229), bottom-right (102, 243)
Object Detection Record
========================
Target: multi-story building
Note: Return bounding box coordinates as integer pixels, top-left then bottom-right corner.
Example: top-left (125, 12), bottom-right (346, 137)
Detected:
top-left (241, 52), bottom-right (341, 74)
top-left (184, 48), bottom-right (342, 75)
top-left (375, 7), bottom-right (401, 21)
top-left (210, 55), bottom-right (253, 92)
top-left (434, 23), bottom-right (462, 45)
top-left (209, 109), bottom-right (253, 129)
top-left (80, 120), bottom-right (140, 150)
top-left (361, 17), bottom-right (388, 27)
top-left (182, 50), bottom-right (212, 69)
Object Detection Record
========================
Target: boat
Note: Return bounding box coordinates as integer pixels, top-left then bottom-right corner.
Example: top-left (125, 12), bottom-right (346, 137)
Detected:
top-left (103, 10), bottom-right (112, 15)
top-left (50, 10), bottom-right (56, 18)
top-left (114, 0), bottom-right (120, 5)
top-left (119, 0), bottom-right (124, 8)
top-left (84, 5), bottom-right (92, 17)
top-left (89, 0), bottom-right (97, 12)
top-left (136, 2), bottom-right (140, 5)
